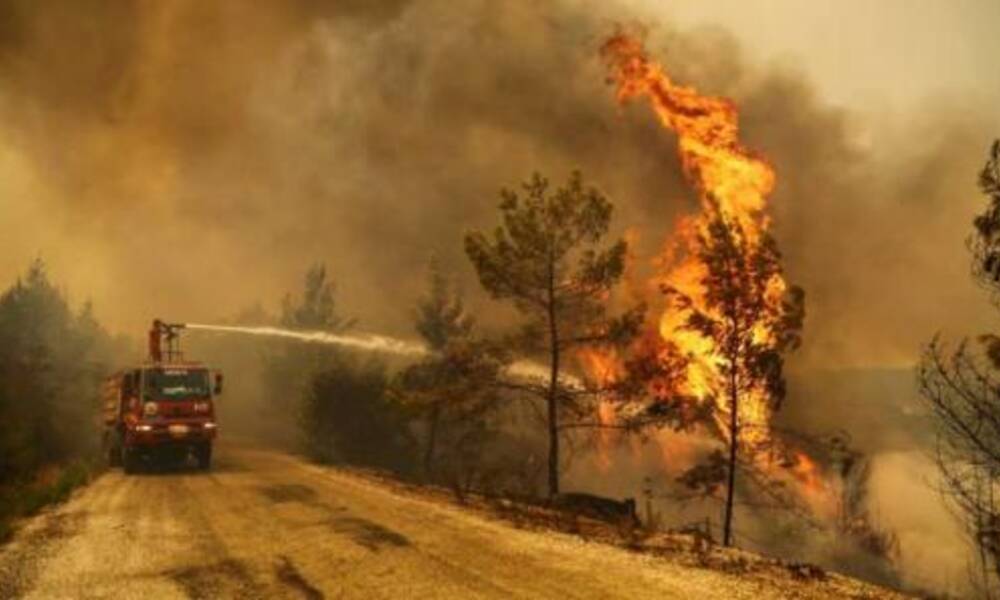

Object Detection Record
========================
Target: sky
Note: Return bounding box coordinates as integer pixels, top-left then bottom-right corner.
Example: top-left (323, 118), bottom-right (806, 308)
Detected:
top-left (631, 0), bottom-right (1000, 113)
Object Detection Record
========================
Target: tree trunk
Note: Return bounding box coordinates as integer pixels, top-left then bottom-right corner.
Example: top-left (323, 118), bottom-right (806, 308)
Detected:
top-left (723, 365), bottom-right (739, 547)
top-left (547, 373), bottom-right (559, 496)
top-left (424, 404), bottom-right (441, 480)
top-left (546, 248), bottom-right (561, 497)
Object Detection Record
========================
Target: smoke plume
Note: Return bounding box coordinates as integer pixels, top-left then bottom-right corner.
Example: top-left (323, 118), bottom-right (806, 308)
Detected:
top-left (0, 1), bottom-right (996, 594)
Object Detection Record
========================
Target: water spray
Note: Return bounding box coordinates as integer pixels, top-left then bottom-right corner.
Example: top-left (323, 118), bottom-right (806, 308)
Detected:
top-left (186, 323), bottom-right (428, 357)
top-left (184, 323), bottom-right (578, 385)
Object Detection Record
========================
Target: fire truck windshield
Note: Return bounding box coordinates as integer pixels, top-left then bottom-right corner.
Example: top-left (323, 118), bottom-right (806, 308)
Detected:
top-left (144, 368), bottom-right (210, 400)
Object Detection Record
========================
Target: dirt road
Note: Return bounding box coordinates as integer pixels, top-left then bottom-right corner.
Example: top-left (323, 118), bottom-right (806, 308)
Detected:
top-left (0, 443), bottom-right (886, 599)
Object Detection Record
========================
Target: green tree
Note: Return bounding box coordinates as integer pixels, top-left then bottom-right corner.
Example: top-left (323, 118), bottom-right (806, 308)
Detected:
top-left (303, 357), bottom-right (414, 472)
top-left (414, 258), bottom-right (474, 353)
top-left (664, 206), bottom-right (805, 547)
top-left (0, 260), bottom-right (117, 482)
top-left (280, 264), bottom-right (352, 331)
top-left (465, 171), bottom-right (643, 496)
top-left (395, 258), bottom-right (507, 480)
top-left (262, 263), bottom-right (354, 447)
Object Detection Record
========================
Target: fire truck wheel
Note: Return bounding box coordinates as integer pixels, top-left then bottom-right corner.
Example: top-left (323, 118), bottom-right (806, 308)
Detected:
top-left (122, 448), bottom-right (139, 474)
top-left (196, 444), bottom-right (212, 471)
top-left (108, 443), bottom-right (122, 468)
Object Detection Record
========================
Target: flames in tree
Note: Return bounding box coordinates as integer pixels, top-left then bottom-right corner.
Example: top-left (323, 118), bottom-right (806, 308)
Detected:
top-left (601, 31), bottom-right (782, 431)
top-left (594, 31), bottom-right (821, 526)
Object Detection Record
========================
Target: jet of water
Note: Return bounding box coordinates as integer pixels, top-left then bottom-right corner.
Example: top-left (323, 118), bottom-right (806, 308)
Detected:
top-left (185, 323), bottom-right (429, 356)
top-left (185, 323), bottom-right (579, 386)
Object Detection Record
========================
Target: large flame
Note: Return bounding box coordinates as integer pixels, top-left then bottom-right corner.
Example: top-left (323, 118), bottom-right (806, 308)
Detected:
top-left (578, 347), bottom-right (622, 472)
top-left (592, 31), bottom-right (828, 508)
top-left (600, 31), bottom-right (783, 443)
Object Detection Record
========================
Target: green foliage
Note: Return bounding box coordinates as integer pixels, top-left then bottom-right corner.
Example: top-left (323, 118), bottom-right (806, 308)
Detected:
top-left (413, 257), bottom-right (474, 353)
top-left (0, 458), bottom-right (96, 543)
top-left (395, 260), bottom-right (509, 481)
top-left (464, 172), bottom-right (635, 338)
top-left (17, 461), bottom-right (93, 516)
top-left (269, 263), bottom-right (417, 474)
top-left (465, 171), bottom-right (644, 495)
top-left (0, 260), bottom-right (118, 484)
top-left (302, 357), bottom-right (415, 473)
top-left (280, 264), bottom-right (354, 332)
top-left (262, 263), bottom-right (355, 447)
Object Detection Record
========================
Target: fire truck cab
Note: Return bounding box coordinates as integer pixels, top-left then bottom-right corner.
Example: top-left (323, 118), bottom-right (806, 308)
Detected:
top-left (101, 320), bottom-right (222, 473)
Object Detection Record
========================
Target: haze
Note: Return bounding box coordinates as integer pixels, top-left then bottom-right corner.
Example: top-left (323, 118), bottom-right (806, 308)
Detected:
top-left (0, 0), bottom-right (997, 363)
top-left (1, 2), bottom-right (998, 596)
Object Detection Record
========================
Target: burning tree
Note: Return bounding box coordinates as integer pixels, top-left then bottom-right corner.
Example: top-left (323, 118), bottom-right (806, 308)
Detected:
top-left (664, 206), bottom-right (805, 546)
top-left (465, 171), bottom-right (644, 496)
top-left (599, 31), bottom-right (807, 547)
top-left (918, 139), bottom-right (1000, 595)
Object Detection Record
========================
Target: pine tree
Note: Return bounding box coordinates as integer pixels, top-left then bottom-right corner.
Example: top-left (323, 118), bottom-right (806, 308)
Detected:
top-left (263, 263), bottom-right (355, 448)
top-left (395, 258), bottom-right (501, 480)
top-left (0, 260), bottom-right (117, 481)
top-left (664, 204), bottom-right (804, 546)
top-left (465, 171), bottom-right (643, 496)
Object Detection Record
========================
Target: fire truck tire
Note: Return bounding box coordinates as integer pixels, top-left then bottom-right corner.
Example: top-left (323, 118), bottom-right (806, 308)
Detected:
top-left (122, 448), bottom-right (139, 474)
top-left (196, 444), bottom-right (212, 471)
top-left (108, 443), bottom-right (122, 468)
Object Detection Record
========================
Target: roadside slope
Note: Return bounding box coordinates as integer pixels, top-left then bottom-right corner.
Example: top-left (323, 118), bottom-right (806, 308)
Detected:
top-left (0, 443), bottom-right (906, 599)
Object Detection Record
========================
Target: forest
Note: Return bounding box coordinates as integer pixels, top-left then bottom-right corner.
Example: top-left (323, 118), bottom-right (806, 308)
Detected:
top-left (0, 2), bottom-right (996, 597)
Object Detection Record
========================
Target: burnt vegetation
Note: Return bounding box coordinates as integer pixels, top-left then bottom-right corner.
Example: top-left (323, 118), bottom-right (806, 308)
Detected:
top-left (918, 140), bottom-right (1000, 598)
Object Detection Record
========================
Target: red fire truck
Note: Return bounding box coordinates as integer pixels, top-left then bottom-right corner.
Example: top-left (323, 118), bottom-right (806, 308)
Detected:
top-left (101, 320), bottom-right (223, 473)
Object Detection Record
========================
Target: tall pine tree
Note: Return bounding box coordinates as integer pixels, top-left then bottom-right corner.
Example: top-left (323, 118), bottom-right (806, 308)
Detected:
top-left (665, 205), bottom-right (804, 546)
top-left (465, 172), bottom-right (643, 496)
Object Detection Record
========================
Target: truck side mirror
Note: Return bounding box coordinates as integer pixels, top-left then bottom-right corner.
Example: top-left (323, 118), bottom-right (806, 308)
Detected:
top-left (214, 373), bottom-right (224, 396)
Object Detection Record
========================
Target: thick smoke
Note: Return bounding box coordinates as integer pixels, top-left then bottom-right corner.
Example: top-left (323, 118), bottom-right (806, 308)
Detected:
top-left (0, 0), bottom-right (996, 594)
top-left (0, 1), bottom-right (994, 364)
